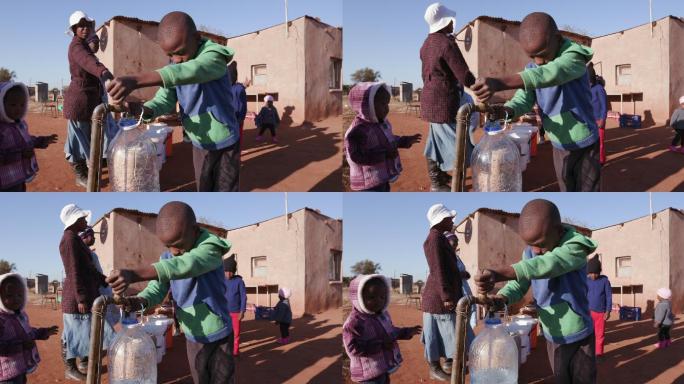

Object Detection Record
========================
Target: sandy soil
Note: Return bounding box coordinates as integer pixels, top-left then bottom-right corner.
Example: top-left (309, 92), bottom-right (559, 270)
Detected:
top-left (343, 103), bottom-right (684, 192)
top-left (24, 112), bottom-right (342, 192)
top-left (24, 302), bottom-right (342, 383)
top-left (342, 298), bottom-right (684, 383)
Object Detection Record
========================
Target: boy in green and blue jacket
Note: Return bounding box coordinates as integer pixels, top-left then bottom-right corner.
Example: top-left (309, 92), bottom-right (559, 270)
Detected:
top-left (107, 11), bottom-right (240, 192)
top-left (472, 12), bottom-right (600, 192)
top-left (475, 199), bottom-right (598, 383)
top-left (106, 201), bottom-right (233, 384)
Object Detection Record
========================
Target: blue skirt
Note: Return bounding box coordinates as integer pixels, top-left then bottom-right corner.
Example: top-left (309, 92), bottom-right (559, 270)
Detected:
top-left (421, 312), bottom-right (457, 361)
top-left (65, 115), bottom-right (118, 162)
top-left (62, 313), bottom-right (117, 359)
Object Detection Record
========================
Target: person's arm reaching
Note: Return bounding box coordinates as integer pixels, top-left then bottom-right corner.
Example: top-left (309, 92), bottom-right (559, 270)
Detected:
top-left (604, 278), bottom-right (612, 320)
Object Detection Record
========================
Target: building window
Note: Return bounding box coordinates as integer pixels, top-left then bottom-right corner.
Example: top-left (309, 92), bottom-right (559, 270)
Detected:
top-left (616, 64), bottom-right (631, 86)
top-left (329, 58), bottom-right (342, 90)
top-left (329, 250), bottom-right (342, 281)
top-left (251, 256), bottom-right (267, 277)
top-left (252, 64), bottom-right (267, 86)
top-left (616, 256), bottom-right (631, 278)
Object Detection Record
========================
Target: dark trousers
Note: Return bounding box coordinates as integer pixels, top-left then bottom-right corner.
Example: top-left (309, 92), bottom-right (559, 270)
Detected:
top-left (546, 334), bottom-right (596, 384)
top-left (552, 141), bottom-right (601, 192)
top-left (657, 325), bottom-right (672, 341)
top-left (360, 372), bottom-right (390, 384)
top-left (258, 123), bottom-right (276, 137)
top-left (0, 374), bottom-right (27, 384)
top-left (185, 334), bottom-right (235, 384)
top-left (279, 322), bottom-right (290, 338)
top-left (672, 129), bottom-right (684, 146)
top-left (0, 183), bottom-right (26, 192)
top-left (361, 182), bottom-right (390, 192)
top-left (192, 141), bottom-right (241, 192)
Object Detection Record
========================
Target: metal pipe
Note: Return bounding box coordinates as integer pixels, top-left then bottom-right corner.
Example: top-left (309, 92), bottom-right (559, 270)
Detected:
top-left (87, 104), bottom-right (108, 192)
top-left (452, 103), bottom-right (490, 192)
top-left (86, 295), bottom-right (113, 384)
top-left (451, 294), bottom-right (503, 384)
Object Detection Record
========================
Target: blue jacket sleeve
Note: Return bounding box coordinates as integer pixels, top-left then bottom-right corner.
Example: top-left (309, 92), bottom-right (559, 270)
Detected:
top-left (597, 87), bottom-right (608, 120)
top-left (239, 279), bottom-right (247, 313)
top-left (238, 89), bottom-right (247, 122)
top-left (604, 278), bottom-right (612, 310)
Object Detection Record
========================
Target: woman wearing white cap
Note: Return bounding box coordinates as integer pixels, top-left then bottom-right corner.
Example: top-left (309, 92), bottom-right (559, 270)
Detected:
top-left (58, 204), bottom-right (112, 381)
top-left (421, 3), bottom-right (476, 192)
top-left (63, 11), bottom-right (114, 187)
top-left (669, 96), bottom-right (684, 153)
top-left (420, 203), bottom-right (463, 380)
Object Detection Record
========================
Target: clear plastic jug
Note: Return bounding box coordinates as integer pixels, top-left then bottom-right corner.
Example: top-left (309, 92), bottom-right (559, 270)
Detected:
top-left (471, 119), bottom-right (522, 192)
top-left (108, 314), bottom-right (157, 384)
top-left (468, 317), bottom-right (519, 384)
top-left (108, 118), bottom-right (160, 192)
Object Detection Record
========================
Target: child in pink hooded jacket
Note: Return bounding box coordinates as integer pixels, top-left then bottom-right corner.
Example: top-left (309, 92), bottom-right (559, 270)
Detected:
top-left (0, 273), bottom-right (59, 383)
top-left (345, 82), bottom-right (421, 192)
top-left (0, 82), bottom-right (58, 191)
top-left (343, 274), bottom-right (422, 383)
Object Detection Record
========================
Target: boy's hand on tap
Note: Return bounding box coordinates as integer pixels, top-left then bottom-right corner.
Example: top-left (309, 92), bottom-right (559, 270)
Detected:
top-left (107, 76), bottom-right (139, 103)
top-left (124, 102), bottom-right (152, 119)
top-left (121, 296), bottom-right (148, 313)
top-left (474, 267), bottom-right (516, 294)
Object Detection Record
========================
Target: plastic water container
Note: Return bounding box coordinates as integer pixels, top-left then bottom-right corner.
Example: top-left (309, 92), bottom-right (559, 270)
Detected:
top-left (145, 123), bottom-right (173, 168)
top-left (471, 120), bottom-right (523, 192)
top-left (108, 118), bottom-right (160, 192)
top-left (108, 314), bottom-right (157, 384)
top-left (508, 123), bottom-right (539, 170)
top-left (505, 315), bottom-right (539, 364)
top-left (141, 315), bottom-right (175, 364)
top-left (469, 317), bottom-right (519, 384)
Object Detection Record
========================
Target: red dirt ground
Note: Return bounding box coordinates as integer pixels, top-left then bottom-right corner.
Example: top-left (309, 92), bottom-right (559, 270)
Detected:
top-left (343, 105), bottom-right (684, 192)
top-left (343, 300), bottom-right (684, 383)
top-left (24, 302), bottom-right (342, 384)
top-left (24, 112), bottom-right (342, 192)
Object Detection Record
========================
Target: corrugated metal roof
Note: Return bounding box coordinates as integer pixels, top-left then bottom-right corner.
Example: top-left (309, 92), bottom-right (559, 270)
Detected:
top-left (456, 208), bottom-right (593, 236)
top-left (456, 15), bottom-right (592, 43)
top-left (592, 207), bottom-right (682, 232)
top-left (94, 208), bottom-right (228, 237)
top-left (592, 15), bottom-right (682, 40)
top-left (227, 15), bottom-right (340, 40)
top-left (102, 15), bottom-right (228, 44)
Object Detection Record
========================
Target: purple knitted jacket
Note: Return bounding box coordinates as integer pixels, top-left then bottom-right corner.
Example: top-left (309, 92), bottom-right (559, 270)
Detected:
top-left (343, 275), bottom-right (414, 382)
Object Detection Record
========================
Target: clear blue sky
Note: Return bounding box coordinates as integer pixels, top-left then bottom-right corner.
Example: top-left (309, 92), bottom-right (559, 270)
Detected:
top-left (344, 0), bottom-right (682, 86)
top-left (1, 0), bottom-right (342, 88)
top-left (344, 193), bottom-right (684, 281)
top-left (0, 192), bottom-right (342, 282)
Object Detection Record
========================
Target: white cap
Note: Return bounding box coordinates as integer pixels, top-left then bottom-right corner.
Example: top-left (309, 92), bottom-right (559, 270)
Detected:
top-left (264, 95), bottom-right (274, 102)
top-left (427, 203), bottom-right (457, 227)
top-left (60, 204), bottom-right (92, 230)
top-left (679, 96), bottom-right (684, 105)
top-left (279, 287), bottom-right (291, 299)
top-left (657, 288), bottom-right (672, 300)
top-left (67, 11), bottom-right (95, 35)
top-left (425, 3), bottom-right (457, 34)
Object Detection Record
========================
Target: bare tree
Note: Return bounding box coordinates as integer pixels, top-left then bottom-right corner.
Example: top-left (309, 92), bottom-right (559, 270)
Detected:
top-left (197, 216), bottom-right (227, 229)
top-left (560, 24), bottom-right (590, 36)
top-left (197, 24), bottom-right (227, 37)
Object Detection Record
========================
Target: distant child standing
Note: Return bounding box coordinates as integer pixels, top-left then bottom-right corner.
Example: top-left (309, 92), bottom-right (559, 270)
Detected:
top-left (586, 255), bottom-right (612, 357)
top-left (0, 273), bottom-right (59, 384)
top-left (654, 288), bottom-right (675, 349)
top-left (271, 287), bottom-right (293, 344)
top-left (224, 258), bottom-right (246, 356)
top-left (669, 96), bottom-right (684, 153)
top-left (1, 82), bottom-right (58, 192)
top-left (343, 274), bottom-right (422, 384)
top-left (255, 95), bottom-right (280, 143)
top-left (228, 62), bottom-right (247, 148)
top-left (589, 64), bottom-right (608, 164)
top-left (345, 82), bottom-right (421, 192)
